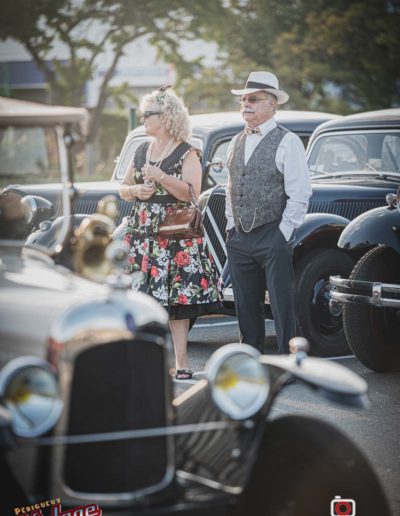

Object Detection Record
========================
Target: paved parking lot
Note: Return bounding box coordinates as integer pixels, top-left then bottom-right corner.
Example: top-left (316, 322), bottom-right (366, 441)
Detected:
top-left (170, 316), bottom-right (400, 515)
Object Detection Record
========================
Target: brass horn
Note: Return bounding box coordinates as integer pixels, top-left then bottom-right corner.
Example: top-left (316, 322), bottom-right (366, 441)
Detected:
top-left (72, 196), bottom-right (118, 282)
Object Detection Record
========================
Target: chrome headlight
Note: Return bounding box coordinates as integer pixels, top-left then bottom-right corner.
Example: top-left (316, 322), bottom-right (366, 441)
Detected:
top-left (0, 357), bottom-right (63, 438)
top-left (206, 344), bottom-right (270, 420)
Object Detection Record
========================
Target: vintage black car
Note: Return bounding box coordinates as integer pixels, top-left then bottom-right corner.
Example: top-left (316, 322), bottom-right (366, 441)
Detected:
top-left (10, 110), bottom-right (338, 224)
top-left (201, 108), bottom-right (400, 358)
top-left (12, 108), bottom-right (400, 358)
top-left (330, 186), bottom-right (400, 372)
top-left (0, 104), bottom-right (390, 515)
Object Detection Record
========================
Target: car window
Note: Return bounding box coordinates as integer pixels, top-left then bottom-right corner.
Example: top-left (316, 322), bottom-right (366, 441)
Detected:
top-left (206, 132), bottom-right (310, 188)
top-left (308, 131), bottom-right (400, 176)
top-left (114, 135), bottom-right (204, 181)
top-left (0, 126), bottom-right (61, 187)
top-left (206, 140), bottom-right (230, 188)
top-left (382, 134), bottom-right (400, 172)
top-left (113, 136), bottom-right (149, 181)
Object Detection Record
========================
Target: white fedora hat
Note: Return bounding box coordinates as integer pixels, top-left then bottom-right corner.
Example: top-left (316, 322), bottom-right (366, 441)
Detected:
top-left (231, 71), bottom-right (289, 105)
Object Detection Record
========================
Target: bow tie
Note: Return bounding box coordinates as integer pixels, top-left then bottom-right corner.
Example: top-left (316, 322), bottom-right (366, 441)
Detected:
top-left (245, 126), bottom-right (261, 136)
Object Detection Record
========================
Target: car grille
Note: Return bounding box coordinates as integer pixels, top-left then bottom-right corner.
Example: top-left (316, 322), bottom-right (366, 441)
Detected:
top-left (307, 199), bottom-right (385, 220)
top-left (202, 193), bottom-right (228, 272)
top-left (201, 193), bottom-right (388, 272)
top-left (55, 199), bottom-right (132, 225)
top-left (64, 337), bottom-right (170, 494)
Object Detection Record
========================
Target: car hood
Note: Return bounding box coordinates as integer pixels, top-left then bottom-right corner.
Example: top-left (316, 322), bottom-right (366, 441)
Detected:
top-left (16, 180), bottom-right (119, 193)
top-left (0, 246), bottom-right (168, 364)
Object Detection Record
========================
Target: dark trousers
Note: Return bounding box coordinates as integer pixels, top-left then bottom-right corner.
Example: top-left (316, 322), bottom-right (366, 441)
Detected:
top-left (226, 222), bottom-right (296, 354)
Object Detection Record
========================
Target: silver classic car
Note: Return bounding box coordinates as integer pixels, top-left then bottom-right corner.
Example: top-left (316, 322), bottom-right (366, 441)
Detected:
top-left (0, 101), bottom-right (390, 515)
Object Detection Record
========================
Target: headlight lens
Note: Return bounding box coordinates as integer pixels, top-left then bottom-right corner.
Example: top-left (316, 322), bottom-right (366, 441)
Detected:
top-left (0, 357), bottom-right (63, 438)
top-left (207, 344), bottom-right (269, 420)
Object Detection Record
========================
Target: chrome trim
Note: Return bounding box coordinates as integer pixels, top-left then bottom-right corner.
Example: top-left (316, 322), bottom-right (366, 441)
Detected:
top-left (176, 470), bottom-right (243, 495)
top-left (331, 290), bottom-right (400, 308)
top-left (203, 228), bottom-right (223, 274)
top-left (330, 276), bottom-right (400, 308)
top-left (205, 205), bottom-right (227, 254)
top-left (206, 344), bottom-right (269, 420)
top-left (48, 317), bottom-right (174, 507)
top-left (26, 420), bottom-right (243, 447)
top-left (0, 356), bottom-right (63, 438)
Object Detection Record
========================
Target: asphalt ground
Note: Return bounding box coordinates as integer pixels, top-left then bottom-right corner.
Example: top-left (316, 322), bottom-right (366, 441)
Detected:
top-left (169, 315), bottom-right (400, 515)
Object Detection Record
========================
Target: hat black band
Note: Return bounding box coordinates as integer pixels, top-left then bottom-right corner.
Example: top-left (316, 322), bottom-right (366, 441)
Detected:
top-left (245, 80), bottom-right (277, 90)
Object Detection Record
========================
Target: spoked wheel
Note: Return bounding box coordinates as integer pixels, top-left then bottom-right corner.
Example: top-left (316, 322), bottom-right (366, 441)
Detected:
top-left (295, 249), bottom-right (354, 356)
top-left (230, 415), bottom-right (389, 516)
top-left (343, 245), bottom-right (400, 372)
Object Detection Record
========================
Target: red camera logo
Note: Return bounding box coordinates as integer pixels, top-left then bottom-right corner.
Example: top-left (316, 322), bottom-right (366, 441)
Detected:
top-left (331, 495), bottom-right (356, 515)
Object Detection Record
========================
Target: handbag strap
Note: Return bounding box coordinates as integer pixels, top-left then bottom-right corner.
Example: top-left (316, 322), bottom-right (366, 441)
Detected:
top-left (186, 183), bottom-right (199, 208)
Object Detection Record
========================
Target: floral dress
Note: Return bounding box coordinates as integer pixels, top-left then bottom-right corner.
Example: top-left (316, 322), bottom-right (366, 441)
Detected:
top-left (123, 141), bottom-right (222, 319)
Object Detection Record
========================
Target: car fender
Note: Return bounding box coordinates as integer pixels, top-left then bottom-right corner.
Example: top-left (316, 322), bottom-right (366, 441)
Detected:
top-left (337, 206), bottom-right (400, 253)
top-left (293, 213), bottom-right (350, 256)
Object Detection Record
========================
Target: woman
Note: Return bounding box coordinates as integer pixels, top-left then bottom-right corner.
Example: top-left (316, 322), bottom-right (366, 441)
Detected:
top-left (119, 87), bottom-right (222, 380)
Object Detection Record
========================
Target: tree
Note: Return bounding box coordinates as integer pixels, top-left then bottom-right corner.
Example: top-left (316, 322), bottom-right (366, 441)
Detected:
top-left (0, 0), bottom-right (228, 142)
top-left (180, 0), bottom-right (400, 113)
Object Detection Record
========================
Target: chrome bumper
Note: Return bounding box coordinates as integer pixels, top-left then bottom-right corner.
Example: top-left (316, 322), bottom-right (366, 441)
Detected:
top-left (330, 275), bottom-right (400, 308)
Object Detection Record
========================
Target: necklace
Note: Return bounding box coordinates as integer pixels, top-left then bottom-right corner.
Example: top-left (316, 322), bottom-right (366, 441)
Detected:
top-left (144, 138), bottom-right (174, 186)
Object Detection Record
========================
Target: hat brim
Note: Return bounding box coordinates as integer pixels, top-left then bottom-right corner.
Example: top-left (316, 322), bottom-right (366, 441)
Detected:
top-left (231, 87), bottom-right (289, 105)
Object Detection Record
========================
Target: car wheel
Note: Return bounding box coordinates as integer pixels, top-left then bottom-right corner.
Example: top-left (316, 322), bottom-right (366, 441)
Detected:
top-left (230, 415), bottom-right (389, 516)
top-left (294, 248), bottom-right (353, 357)
top-left (343, 245), bottom-right (400, 372)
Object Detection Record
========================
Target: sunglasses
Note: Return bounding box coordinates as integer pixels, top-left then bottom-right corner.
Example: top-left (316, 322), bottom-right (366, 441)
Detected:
top-left (141, 110), bottom-right (162, 119)
top-left (238, 96), bottom-right (269, 104)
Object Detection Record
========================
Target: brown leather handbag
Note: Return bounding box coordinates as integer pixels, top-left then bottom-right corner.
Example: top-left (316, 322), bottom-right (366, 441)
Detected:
top-left (158, 183), bottom-right (203, 239)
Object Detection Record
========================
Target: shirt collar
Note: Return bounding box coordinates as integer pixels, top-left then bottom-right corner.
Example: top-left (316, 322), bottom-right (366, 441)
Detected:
top-left (257, 116), bottom-right (277, 136)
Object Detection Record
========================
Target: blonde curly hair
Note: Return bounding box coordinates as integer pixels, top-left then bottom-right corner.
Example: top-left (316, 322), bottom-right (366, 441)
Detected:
top-left (140, 87), bottom-right (192, 142)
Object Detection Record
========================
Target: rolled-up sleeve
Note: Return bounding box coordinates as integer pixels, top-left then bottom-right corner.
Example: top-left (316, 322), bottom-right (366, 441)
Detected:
top-left (276, 133), bottom-right (312, 240)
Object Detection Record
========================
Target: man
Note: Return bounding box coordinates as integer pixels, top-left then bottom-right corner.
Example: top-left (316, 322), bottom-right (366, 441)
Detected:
top-left (225, 71), bottom-right (312, 354)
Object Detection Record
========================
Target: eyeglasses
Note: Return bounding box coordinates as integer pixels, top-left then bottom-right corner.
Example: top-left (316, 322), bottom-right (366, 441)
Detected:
top-left (140, 110), bottom-right (162, 119)
top-left (238, 96), bottom-right (268, 104)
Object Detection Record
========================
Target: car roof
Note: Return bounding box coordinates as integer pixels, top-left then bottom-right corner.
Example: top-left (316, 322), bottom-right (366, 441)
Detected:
top-left (311, 108), bottom-right (400, 137)
top-left (130, 110), bottom-right (341, 139)
top-left (0, 96), bottom-right (88, 126)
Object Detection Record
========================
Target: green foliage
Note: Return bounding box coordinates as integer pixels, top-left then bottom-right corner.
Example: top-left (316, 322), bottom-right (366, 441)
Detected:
top-left (77, 110), bottom-right (128, 180)
top-left (0, 0), bottom-right (228, 142)
top-left (177, 0), bottom-right (400, 113)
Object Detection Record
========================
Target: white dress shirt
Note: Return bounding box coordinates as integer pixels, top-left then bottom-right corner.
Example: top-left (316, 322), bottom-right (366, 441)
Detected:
top-left (225, 116), bottom-right (312, 240)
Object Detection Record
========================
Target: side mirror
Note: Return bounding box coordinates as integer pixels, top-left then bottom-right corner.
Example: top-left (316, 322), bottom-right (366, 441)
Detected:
top-left (206, 157), bottom-right (224, 174)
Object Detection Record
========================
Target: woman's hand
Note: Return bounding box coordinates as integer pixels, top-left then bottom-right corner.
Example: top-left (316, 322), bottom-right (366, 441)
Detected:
top-left (142, 164), bottom-right (163, 183)
top-left (135, 183), bottom-right (156, 200)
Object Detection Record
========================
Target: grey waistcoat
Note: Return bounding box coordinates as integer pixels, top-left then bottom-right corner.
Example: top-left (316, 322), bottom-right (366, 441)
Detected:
top-left (228, 125), bottom-right (288, 232)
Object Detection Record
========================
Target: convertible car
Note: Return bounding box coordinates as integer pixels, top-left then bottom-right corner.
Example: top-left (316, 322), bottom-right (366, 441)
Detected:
top-left (8, 110), bottom-right (338, 224)
top-left (0, 100), bottom-right (390, 515)
top-left (6, 107), bottom-right (400, 358)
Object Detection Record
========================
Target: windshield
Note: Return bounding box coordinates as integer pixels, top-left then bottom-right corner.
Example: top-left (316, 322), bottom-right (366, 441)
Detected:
top-left (308, 131), bottom-right (400, 177)
top-left (0, 126), bottom-right (63, 187)
top-left (0, 124), bottom-right (68, 246)
top-left (113, 135), bottom-right (204, 181)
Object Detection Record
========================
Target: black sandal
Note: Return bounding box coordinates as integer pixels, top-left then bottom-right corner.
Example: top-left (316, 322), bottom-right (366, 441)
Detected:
top-left (175, 369), bottom-right (193, 380)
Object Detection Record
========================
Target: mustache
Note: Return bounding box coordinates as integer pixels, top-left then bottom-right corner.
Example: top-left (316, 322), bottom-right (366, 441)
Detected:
top-left (242, 108), bottom-right (255, 113)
